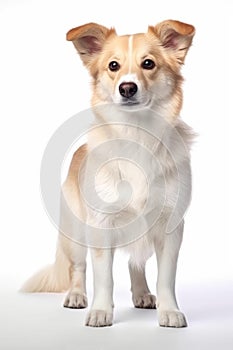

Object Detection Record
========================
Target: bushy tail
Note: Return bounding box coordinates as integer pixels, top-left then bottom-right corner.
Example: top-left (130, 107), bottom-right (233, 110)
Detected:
top-left (21, 245), bottom-right (71, 293)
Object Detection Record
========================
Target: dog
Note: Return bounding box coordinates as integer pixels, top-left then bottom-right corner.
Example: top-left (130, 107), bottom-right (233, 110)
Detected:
top-left (22, 20), bottom-right (195, 328)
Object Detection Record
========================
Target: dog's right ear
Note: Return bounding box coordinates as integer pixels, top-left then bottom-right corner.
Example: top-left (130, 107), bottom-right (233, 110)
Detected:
top-left (66, 23), bottom-right (114, 66)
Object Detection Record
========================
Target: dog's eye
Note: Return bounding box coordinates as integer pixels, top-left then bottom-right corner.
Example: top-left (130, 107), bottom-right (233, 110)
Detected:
top-left (109, 61), bottom-right (120, 72)
top-left (141, 59), bottom-right (156, 70)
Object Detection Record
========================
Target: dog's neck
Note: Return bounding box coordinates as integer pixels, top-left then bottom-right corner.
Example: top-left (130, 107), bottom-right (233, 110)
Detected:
top-left (88, 104), bottom-right (183, 149)
top-left (86, 104), bottom-right (194, 180)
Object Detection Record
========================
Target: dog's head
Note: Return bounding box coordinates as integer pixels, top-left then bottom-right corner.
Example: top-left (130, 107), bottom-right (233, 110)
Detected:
top-left (67, 20), bottom-right (195, 120)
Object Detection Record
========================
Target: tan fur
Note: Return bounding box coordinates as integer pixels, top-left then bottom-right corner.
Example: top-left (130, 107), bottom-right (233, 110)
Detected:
top-left (21, 145), bottom-right (88, 293)
top-left (66, 143), bottom-right (88, 182)
top-left (94, 249), bottom-right (104, 258)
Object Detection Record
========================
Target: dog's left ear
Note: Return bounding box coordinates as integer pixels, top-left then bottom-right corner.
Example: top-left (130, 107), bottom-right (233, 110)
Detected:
top-left (153, 20), bottom-right (195, 63)
top-left (66, 23), bottom-right (114, 67)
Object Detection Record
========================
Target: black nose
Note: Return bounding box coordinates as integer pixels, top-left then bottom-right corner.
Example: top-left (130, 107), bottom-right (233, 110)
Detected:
top-left (119, 82), bottom-right (138, 98)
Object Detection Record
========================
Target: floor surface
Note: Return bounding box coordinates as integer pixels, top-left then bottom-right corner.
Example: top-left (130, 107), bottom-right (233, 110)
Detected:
top-left (1, 280), bottom-right (232, 350)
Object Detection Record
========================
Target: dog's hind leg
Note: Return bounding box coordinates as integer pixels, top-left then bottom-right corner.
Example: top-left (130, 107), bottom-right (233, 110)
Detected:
top-left (128, 260), bottom-right (156, 309)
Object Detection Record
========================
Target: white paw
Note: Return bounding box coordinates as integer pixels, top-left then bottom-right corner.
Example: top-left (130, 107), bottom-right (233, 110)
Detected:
top-left (85, 310), bottom-right (113, 327)
top-left (63, 292), bottom-right (88, 309)
top-left (133, 294), bottom-right (156, 309)
top-left (158, 310), bottom-right (187, 328)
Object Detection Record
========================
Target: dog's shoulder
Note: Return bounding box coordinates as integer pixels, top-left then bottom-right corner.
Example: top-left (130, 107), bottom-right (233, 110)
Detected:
top-left (66, 143), bottom-right (88, 183)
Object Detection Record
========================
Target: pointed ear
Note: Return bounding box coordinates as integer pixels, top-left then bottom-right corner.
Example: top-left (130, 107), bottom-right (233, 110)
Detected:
top-left (66, 23), bottom-right (115, 66)
top-left (153, 20), bottom-right (195, 63)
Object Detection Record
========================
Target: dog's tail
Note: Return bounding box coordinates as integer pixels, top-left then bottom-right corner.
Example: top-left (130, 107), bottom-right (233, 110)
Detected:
top-left (20, 244), bottom-right (71, 293)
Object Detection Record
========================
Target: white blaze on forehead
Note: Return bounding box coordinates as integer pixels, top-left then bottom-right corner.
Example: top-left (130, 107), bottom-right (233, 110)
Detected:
top-left (128, 35), bottom-right (133, 74)
top-left (113, 36), bottom-right (143, 103)
top-left (118, 73), bottom-right (139, 85)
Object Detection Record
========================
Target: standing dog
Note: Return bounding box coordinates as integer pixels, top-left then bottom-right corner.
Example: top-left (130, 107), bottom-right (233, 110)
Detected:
top-left (22, 20), bottom-right (195, 328)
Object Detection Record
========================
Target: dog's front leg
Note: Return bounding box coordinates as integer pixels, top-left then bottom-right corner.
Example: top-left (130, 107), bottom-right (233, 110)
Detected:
top-left (85, 248), bottom-right (114, 327)
top-left (155, 221), bottom-right (187, 328)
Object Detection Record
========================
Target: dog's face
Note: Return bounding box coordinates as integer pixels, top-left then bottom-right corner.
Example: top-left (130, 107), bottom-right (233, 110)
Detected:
top-left (67, 21), bottom-right (195, 120)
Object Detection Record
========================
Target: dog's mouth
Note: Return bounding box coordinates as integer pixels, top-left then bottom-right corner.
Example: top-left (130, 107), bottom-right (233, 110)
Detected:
top-left (120, 98), bottom-right (140, 106)
top-left (119, 98), bottom-right (151, 109)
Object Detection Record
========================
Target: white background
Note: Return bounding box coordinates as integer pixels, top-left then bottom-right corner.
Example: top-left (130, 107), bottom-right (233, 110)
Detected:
top-left (0, 1), bottom-right (232, 349)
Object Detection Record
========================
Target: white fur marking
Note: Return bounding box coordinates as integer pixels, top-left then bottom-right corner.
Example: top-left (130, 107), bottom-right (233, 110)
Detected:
top-left (128, 35), bottom-right (133, 74)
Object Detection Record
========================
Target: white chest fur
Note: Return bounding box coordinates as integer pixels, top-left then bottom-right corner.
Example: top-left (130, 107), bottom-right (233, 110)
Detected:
top-left (82, 108), bottom-right (193, 240)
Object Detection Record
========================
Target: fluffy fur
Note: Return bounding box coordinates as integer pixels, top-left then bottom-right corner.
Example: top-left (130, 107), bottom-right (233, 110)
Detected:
top-left (22, 20), bottom-right (195, 328)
